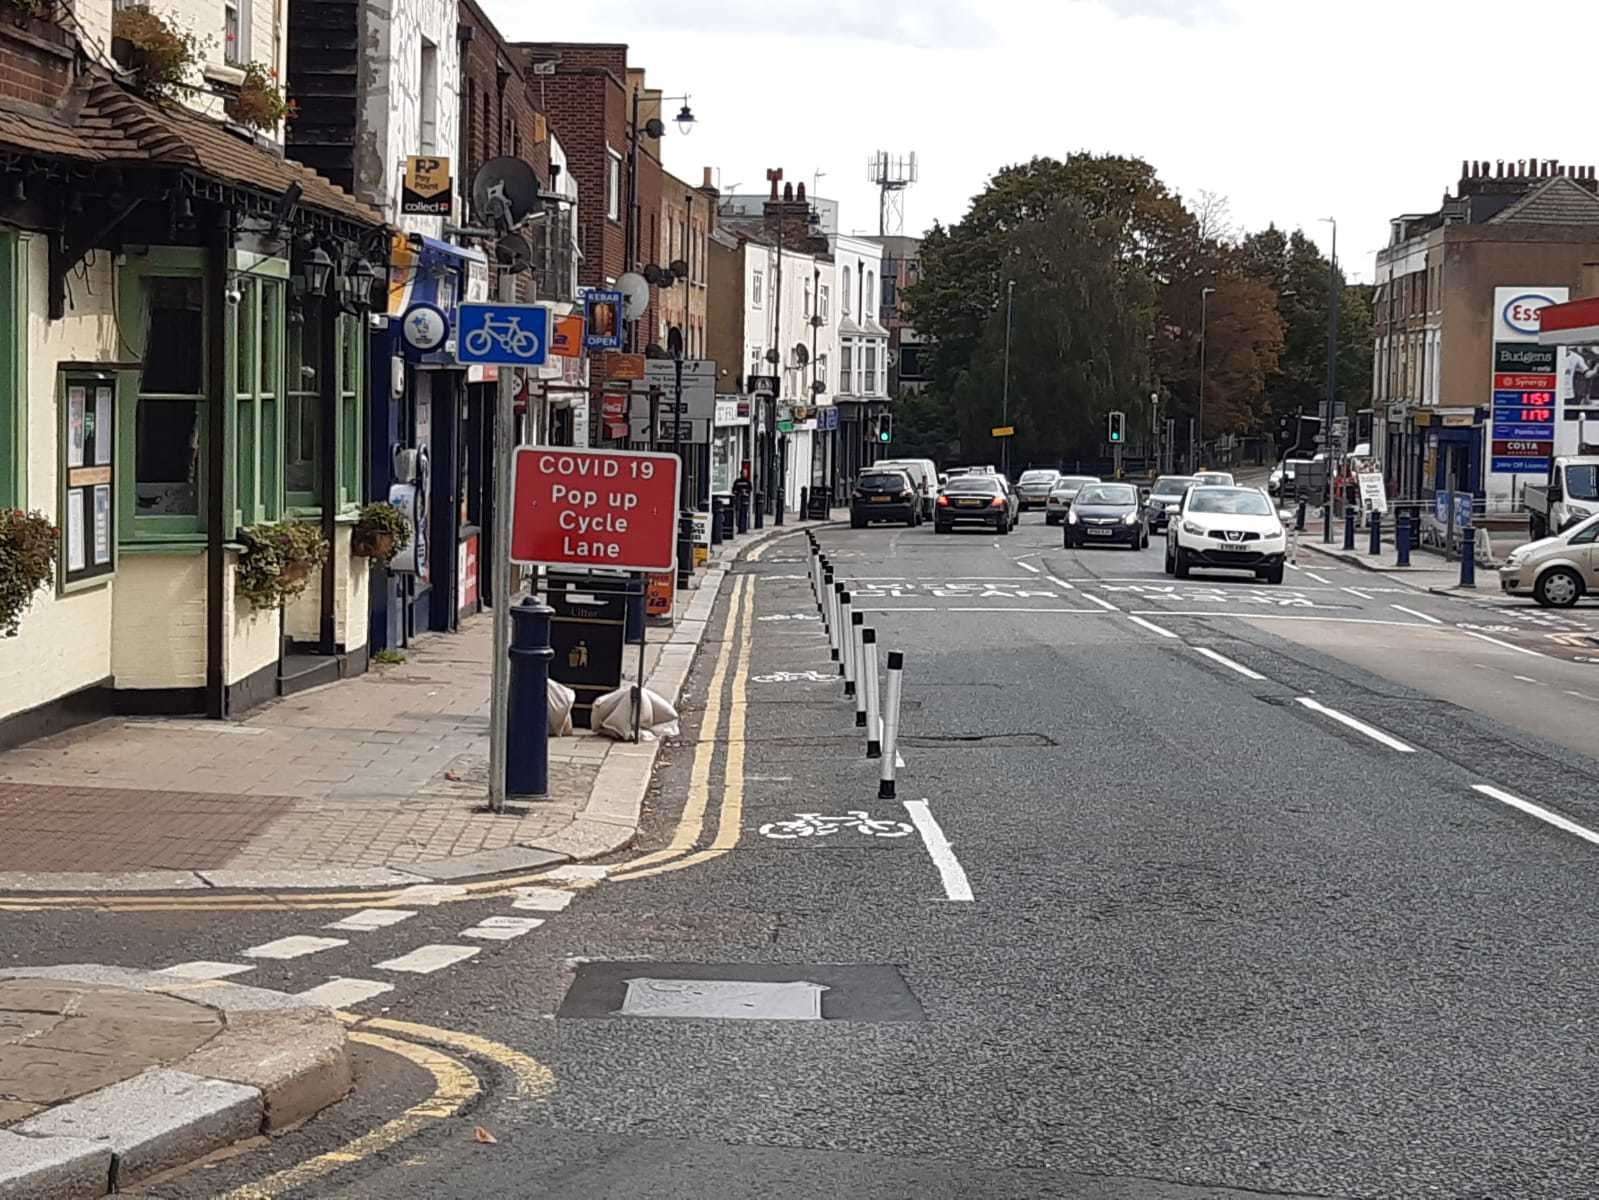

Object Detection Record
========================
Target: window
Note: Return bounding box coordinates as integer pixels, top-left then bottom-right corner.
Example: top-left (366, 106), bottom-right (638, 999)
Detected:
top-left (59, 370), bottom-right (117, 588)
top-left (0, 232), bottom-right (23, 509)
top-left (803, 278), bottom-right (812, 317)
top-left (337, 312), bottom-right (363, 507)
top-left (284, 311), bottom-right (321, 507)
top-left (231, 273), bottom-right (286, 528)
top-left (840, 340), bottom-right (853, 393)
top-left (606, 150), bottom-right (621, 222)
top-left (866, 272), bottom-right (875, 319)
top-left (864, 343), bottom-right (878, 395)
top-left (818, 284), bottom-right (830, 321)
top-left (419, 38), bottom-right (439, 154)
top-left (815, 353), bottom-right (827, 395)
top-left (751, 269), bottom-right (763, 308)
top-left (882, 272), bottom-right (896, 313)
top-left (122, 264), bottom-right (207, 538)
top-left (841, 267), bottom-right (851, 314)
top-left (748, 347), bottom-right (763, 384)
top-left (223, 0), bottom-right (248, 66)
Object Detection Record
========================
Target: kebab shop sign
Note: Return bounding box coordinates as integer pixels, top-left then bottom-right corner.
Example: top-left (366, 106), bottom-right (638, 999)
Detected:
top-left (510, 447), bottom-right (680, 573)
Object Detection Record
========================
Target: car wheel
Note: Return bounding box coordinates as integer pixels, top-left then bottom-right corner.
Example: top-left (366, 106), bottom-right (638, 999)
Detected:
top-left (935, 522), bottom-right (950, 535)
top-left (998, 520), bottom-right (1011, 536)
top-left (1163, 544), bottom-right (1174, 574)
top-left (905, 512), bottom-right (918, 528)
top-left (1535, 566), bottom-right (1583, 608)
top-left (1259, 563), bottom-right (1284, 585)
top-left (1141, 529), bottom-right (1150, 550)
top-left (850, 516), bottom-right (865, 530)
top-left (1173, 546), bottom-right (1191, 579)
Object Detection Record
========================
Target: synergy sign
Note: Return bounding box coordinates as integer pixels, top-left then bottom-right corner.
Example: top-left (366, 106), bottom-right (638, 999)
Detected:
top-left (1491, 287), bottom-right (1568, 474)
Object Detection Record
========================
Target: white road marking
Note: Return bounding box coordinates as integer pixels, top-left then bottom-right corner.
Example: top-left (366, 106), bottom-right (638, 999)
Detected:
top-left (1391, 604), bottom-right (1445, 625)
top-left (324, 908), bottom-right (418, 932)
top-left (461, 916), bottom-right (546, 941)
top-left (1285, 562), bottom-right (1303, 571)
top-left (1046, 575), bottom-right (1076, 591)
top-left (947, 607), bottom-right (1109, 613)
top-left (1294, 697), bottom-right (1415, 753)
top-left (1304, 571), bottom-right (1333, 585)
top-left (540, 864), bottom-right (611, 883)
top-left (1016, 560), bottom-right (1041, 574)
top-left (1565, 690), bottom-right (1599, 704)
top-left (1128, 611), bottom-right (1433, 627)
top-left (1457, 628), bottom-right (1546, 658)
top-left (854, 607), bottom-right (938, 613)
top-left (510, 887), bottom-right (575, 912)
top-left (159, 961), bottom-right (254, 981)
top-left (375, 944), bottom-right (481, 974)
top-left (895, 751), bottom-right (906, 769)
top-left (1513, 675), bottom-right (1544, 685)
top-left (1126, 614), bottom-right (1177, 639)
top-left (903, 800), bottom-right (974, 902)
top-left (1342, 586), bottom-right (1375, 600)
top-left (1193, 646), bottom-right (1266, 680)
top-left (1472, 784), bottom-right (1599, 849)
top-left (1082, 593), bottom-right (1120, 612)
top-left (296, 977), bottom-right (395, 1008)
top-left (242, 935), bottom-right (348, 960)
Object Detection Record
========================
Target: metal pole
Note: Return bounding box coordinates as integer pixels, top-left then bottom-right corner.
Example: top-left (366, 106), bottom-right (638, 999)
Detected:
top-left (851, 612), bottom-right (866, 727)
top-left (1323, 217), bottom-right (1338, 546)
top-left (1001, 279), bottom-right (1014, 479)
top-left (488, 269), bottom-right (517, 813)
top-left (863, 628), bottom-right (881, 757)
top-left (1198, 287), bottom-right (1213, 471)
top-left (878, 651), bottom-right (904, 801)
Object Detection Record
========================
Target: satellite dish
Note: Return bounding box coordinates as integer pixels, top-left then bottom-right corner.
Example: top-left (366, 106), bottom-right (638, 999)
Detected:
top-left (617, 272), bottom-right (650, 319)
top-left (470, 157), bottom-right (541, 232)
top-left (642, 264), bottom-right (672, 286)
top-left (670, 259), bottom-right (690, 279)
top-left (496, 233), bottom-right (533, 273)
top-left (667, 326), bottom-right (684, 357)
top-left (811, 379), bottom-right (826, 394)
top-left (792, 343), bottom-right (810, 366)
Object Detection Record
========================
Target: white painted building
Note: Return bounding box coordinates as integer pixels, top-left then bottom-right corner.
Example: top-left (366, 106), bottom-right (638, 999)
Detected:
top-left (831, 234), bottom-right (890, 484)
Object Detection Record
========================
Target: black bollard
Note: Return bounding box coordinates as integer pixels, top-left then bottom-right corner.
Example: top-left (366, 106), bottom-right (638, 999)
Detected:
top-left (1296, 497), bottom-right (1307, 532)
top-left (1369, 510), bottom-right (1382, 556)
top-left (676, 513), bottom-right (695, 591)
top-left (1396, 510), bottom-right (1411, 567)
top-left (507, 598), bottom-right (555, 799)
top-left (1343, 506), bottom-right (1357, 551)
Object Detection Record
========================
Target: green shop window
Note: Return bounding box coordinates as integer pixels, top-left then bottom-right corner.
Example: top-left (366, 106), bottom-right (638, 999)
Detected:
top-left (230, 263), bottom-right (287, 528)
top-left (0, 231), bottom-right (25, 510)
top-left (283, 309), bottom-right (363, 516)
top-left (337, 312), bottom-right (364, 509)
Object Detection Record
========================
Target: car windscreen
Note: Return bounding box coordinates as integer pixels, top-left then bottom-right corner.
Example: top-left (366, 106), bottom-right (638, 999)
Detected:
top-left (1076, 485), bottom-right (1136, 505)
top-left (1152, 478), bottom-right (1196, 496)
top-left (1566, 464), bottom-right (1599, 501)
top-left (945, 478), bottom-right (1000, 495)
top-left (1187, 489), bottom-right (1273, 516)
top-left (1195, 474), bottom-right (1233, 486)
top-left (1053, 476), bottom-right (1098, 491)
top-left (1018, 471), bottom-right (1058, 484)
top-left (858, 473), bottom-right (908, 491)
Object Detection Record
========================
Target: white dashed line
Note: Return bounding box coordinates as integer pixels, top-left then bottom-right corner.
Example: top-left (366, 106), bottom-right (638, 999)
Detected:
top-left (375, 945), bottom-right (481, 974)
top-left (242, 935), bottom-right (348, 960)
top-left (461, 916), bottom-right (546, 941)
top-left (854, 607), bottom-right (938, 614)
top-left (903, 800), bottom-right (974, 902)
top-left (1472, 784), bottom-right (1599, 849)
top-left (1126, 614), bottom-right (1177, 639)
top-left (1391, 604), bottom-right (1444, 625)
top-left (1016, 560), bottom-right (1041, 574)
top-left (159, 961), bottom-right (255, 981)
top-left (1129, 611), bottom-right (1432, 627)
top-left (1304, 571), bottom-right (1333, 585)
top-left (1193, 647), bottom-right (1266, 680)
top-left (1513, 675), bottom-right (1544, 686)
top-left (324, 908), bottom-right (418, 932)
top-left (1082, 593), bottom-right (1119, 612)
top-left (1457, 628), bottom-right (1545, 658)
top-left (510, 887), bottom-right (575, 912)
top-left (540, 864), bottom-right (610, 884)
top-left (296, 977), bottom-right (395, 1008)
top-left (947, 607), bottom-right (1109, 613)
top-left (1294, 697), bottom-right (1415, 753)
top-left (1046, 575), bottom-right (1076, 591)
top-left (1342, 586), bottom-right (1374, 600)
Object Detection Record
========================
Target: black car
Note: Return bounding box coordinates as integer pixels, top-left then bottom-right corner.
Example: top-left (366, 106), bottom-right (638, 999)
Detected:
top-left (1063, 482), bottom-right (1147, 549)
top-left (935, 475), bottom-right (1018, 534)
top-left (1146, 475), bottom-right (1197, 534)
top-left (850, 469), bottom-right (920, 528)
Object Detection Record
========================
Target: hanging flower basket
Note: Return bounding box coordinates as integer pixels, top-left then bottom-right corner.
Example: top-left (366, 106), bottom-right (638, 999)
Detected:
top-left (0, 509), bottom-right (58, 637)
top-left (236, 520), bottom-right (328, 609)
top-left (351, 502), bottom-right (410, 565)
top-left (226, 61), bottom-right (294, 132)
top-left (111, 6), bottom-right (205, 102)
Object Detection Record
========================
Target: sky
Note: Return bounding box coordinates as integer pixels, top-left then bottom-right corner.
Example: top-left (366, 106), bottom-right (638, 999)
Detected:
top-left (482, 0), bottom-right (1597, 283)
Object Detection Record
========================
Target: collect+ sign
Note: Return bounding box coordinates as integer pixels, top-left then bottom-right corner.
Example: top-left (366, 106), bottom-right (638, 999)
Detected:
top-left (510, 447), bottom-right (680, 573)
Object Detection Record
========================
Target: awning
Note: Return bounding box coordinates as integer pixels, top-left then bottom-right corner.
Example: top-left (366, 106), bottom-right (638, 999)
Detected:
top-left (387, 233), bottom-right (488, 318)
top-left (1539, 296), bottom-right (1599, 346)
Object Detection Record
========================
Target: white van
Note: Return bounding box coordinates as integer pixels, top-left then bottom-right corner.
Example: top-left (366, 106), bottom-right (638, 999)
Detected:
top-left (874, 458), bottom-right (939, 518)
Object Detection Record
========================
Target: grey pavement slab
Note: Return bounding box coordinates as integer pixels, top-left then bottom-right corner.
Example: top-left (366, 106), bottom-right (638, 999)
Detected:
top-left (0, 1130), bottom-right (112, 1200)
top-left (401, 845), bottom-right (568, 881)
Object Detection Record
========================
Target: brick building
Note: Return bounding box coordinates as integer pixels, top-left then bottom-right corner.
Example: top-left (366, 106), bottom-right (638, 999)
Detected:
top-left (457, 0), bottom-right (550, 212)
top-left (655, 167), bottom-right (717, 359)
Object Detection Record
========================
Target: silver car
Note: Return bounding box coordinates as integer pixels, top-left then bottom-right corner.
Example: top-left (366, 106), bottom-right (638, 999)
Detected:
top-left (1015, 469), bottom-right (1062, 511)
top-left (1499, 512), bottom-right (1599, 607)
top-left (1044, 475), bottom-right (1100, 526)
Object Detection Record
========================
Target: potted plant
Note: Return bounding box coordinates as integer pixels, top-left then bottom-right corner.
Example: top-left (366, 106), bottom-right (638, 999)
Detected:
top-left (351, 502), bottom-right (410, 565)
top-left (0, 509), bottom-right (57, 636)
top-left (236, 520), bottom-right (328, 609)
top-left (111, 6), bottom-right (205, 101)
top-left (3, 0), bottom-right (57, 21)
top-left (226, 61), bottom-right (293, 132)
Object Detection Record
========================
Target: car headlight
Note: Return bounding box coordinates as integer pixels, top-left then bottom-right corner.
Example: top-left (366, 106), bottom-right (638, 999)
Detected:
top-left (1266, 524), bottom-right (1284, 538)
top-left (1122, 512), bottom-right (1139, 525)
top-left (1067, 510), bottom-right (1079, 524)
top-left (1181, 520), bottom-right (1206, 536)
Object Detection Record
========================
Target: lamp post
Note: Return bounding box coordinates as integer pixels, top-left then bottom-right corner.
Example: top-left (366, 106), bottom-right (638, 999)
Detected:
top-left (1197, 286), bottom-right (1215, 472)
top-left (1320, 216), bottom-right (1339, 543)
top-left (1001, 279), bottom-right (1014, 478)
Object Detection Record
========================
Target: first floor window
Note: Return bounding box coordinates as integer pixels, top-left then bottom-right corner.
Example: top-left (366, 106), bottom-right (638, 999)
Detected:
top-left (864, 344), bottom-right (879, 396)
top-left (606, 150), bottom-right (622, 221)
top-left (840, 341), bottom-right (853, 394)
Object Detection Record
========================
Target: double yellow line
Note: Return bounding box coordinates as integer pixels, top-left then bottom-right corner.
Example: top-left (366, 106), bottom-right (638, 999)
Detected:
top-left (610, 569), bottom-right (756, 881)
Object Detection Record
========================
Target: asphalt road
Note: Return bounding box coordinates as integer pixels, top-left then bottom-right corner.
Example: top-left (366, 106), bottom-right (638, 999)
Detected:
top-left (17, 512), bottom-right (1599, 1198)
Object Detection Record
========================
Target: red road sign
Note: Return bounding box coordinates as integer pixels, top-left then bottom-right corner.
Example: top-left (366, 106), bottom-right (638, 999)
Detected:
top-left (510, 447), bottom-right (680, 572)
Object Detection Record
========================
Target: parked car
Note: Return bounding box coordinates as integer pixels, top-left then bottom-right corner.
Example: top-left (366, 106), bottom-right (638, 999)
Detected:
top-left (1146, 475), bottom-right (1197, 534)
top-left (1015, 469), bottom-right (1062, 511)
top-left (849, 469), bottom-right (920, 529)
top-left (1043, 475), bottom-right (1101, 526)
top-left (1499, 511), bottom-right (1599, 607)
top-left (873, 457), bottom-right (939, 519)
top-left (1193, 470), bottom-right (1235, 487)
top-left (935, 474), bottom-right (1018, 534)
top-left (1165, 486), bottom-right (1287, 584)
top-left (1063, 482), bottom-right (1147, 550)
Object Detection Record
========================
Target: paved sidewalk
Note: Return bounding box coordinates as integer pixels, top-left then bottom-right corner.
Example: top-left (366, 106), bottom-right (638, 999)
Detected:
top-left (0, 519), bottom-right (822, 892)
top-left (0, 964), bottom-right (349, 1197)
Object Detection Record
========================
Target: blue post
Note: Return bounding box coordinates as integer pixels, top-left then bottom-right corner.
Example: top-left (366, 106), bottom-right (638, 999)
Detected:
top-left (1460, 511), bottom-right (1476, 588)
top-left (1343, 506), bottom-right (1357, 551)
top-left (1396, 510), bottom-right (1411, 567)
top-left (507, 598), bottom-right (554, 799)
top-left (1369, 509), bottom-right (1381, 556)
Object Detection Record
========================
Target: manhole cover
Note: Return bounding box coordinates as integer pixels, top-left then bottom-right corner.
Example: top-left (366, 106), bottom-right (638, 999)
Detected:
top-left (560, 962), bottom-right (924, 1021)
top-left (621, 978), bottom-right (825, 1020)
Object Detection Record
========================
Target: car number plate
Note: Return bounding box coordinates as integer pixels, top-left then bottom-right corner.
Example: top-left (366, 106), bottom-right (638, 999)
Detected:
top-left (1086, 527), bottom-right (1113, 536)
top-left (1216, 541), bottom-right (1251, 550)
top-left (957, 499), bottom-right (982, 508)
top-left (871, 496), bottom-right (892, 503)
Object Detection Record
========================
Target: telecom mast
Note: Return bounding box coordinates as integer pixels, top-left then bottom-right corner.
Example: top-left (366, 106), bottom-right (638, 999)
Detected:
top-left (867, 151), bottom-right (918, 236)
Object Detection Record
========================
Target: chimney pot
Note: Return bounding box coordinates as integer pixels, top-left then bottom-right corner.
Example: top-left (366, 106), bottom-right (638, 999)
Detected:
top-left (797, 182), bottom-right (806, 202)
top-left (703, 166), bottom-right (714, 188)
top-left (1461, 159), bottom-right (1469, 180)
top-left (783, 182), bottom-right (794, 201)
top-left (1496, 160), bottom-right (1504, 178)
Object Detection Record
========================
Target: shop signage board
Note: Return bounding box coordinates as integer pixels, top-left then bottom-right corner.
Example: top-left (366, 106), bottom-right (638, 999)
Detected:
top-left (510, 447), bottom-right (680, 572)
top-left (457, 302), bottom-right (549, 366)
top-left (644, 359), bottom-right (716, 420)
top-left (1491, 288), bottom-right (1567, 474)
top-left (401, 155), bottom-right (452, 215)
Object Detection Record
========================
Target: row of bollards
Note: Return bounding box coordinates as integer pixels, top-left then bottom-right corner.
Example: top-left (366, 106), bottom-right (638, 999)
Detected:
top-left (806, 531), bottom-right (905, 800)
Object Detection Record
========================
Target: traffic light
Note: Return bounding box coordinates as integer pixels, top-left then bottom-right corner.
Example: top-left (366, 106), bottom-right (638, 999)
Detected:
top-left (878, 413), bottom-right (893, 444)
top-left (1108, 411), bottom-right (1125, 443)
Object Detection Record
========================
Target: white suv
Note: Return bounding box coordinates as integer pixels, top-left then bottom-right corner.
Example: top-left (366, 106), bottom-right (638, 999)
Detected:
top-left (1165, 486), bottom-right (1287, 584)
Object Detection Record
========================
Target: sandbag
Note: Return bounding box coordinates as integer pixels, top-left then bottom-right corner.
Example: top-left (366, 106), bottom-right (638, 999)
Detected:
top-left (590, 684), bottom-right (680, 741)
top-left (548, 678), bottom-right (575, 737)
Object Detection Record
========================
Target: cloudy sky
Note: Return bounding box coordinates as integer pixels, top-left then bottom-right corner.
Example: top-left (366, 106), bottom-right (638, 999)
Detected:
top-left (482, 0), bottom-right (1594, 281)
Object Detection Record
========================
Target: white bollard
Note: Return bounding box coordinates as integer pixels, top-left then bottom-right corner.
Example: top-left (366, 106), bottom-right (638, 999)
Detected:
top-left (852, 613), bottom-right (867, 727)
top-left (878, 651), bottom-right (904, 799)
top-left (827, 579), bottom-right (841, 661)
top-left (862, 628), bottom-right (882, 757)
top-left (840, 591), bottom-right (856, 695)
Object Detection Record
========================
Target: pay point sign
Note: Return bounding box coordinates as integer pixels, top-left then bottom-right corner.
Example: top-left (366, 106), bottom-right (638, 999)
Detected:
top-left (510, 447), bottom-right (680, 573)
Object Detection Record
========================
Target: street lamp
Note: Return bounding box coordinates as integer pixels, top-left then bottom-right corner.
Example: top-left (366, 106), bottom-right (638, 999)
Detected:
top-left (1197, 286), bottom-right (1216, 472)
top-left (1320, 216), bottom-right (1339, 543)
top-left (1001, 279), bottom-right (1015, 478)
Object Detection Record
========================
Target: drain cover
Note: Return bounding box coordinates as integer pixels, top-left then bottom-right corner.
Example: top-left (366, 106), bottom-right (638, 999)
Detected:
top-left (621, 978), bottom-right (825, 1020)
top-left (560, 962), bottom-right (924, 1021)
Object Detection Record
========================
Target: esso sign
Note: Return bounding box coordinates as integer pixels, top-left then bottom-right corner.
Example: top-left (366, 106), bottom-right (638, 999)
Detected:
top-left (1502, 293), bottom-right (1558, 336)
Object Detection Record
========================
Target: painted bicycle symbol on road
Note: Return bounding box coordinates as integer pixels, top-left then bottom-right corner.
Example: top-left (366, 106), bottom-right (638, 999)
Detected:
top-left (752, 670), bottom-right (835, 684)
top-left (464, 313), bottom-right (541, 359)
top-left (759, 810), bottom-right (914, 839)
top-left (757, 613), bottom-right (822, 622)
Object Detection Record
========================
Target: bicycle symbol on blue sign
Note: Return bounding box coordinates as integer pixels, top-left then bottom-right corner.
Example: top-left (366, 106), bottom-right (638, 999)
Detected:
top-left (455, 302), bottom-right (549, 366)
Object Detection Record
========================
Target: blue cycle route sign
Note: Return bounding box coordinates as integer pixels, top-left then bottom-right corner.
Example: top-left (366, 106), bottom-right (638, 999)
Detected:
top-left (456, 302), bottom-right (550, 367)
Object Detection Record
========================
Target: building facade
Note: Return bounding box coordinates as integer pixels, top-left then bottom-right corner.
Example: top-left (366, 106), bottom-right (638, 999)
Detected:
top-left (832, 232), bottom-right (890, 486)
top-left (872, 234), bottom-right (927, 395)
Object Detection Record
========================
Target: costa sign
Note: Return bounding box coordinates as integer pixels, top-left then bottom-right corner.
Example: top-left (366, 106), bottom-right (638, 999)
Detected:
top-left (510, 447), bottom-right (680, 573)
